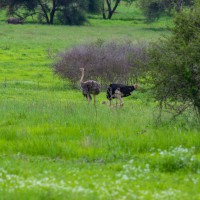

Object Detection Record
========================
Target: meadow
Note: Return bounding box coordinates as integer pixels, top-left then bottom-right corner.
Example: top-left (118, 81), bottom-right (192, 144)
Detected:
top-left (0, 4), bottom-right (200, 200)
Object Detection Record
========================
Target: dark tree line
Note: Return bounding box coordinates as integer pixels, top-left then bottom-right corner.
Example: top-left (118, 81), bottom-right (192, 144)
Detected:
top-left (0, 0), bottom-right (124, 23)
top-left (138, 0), bottom-right (193, 22)
top-left (0, 0), bottom-right (194, 24)
top-left (0, 0), bottom-right (98, 25)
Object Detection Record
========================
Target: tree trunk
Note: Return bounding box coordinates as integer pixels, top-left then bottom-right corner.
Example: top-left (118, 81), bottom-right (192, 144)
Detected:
top-left (102, 0), bottom-right (106, 19)
top-left (108, 10), bottom-right (113, 19)
top-left (103, 0), bottom-right (121, 19)
top-left (38, 0), bottom-right (50, 24)
top-left (49, 0), bottom-right (57, 24)
top-left (50, 8), bottom-right (56, 24)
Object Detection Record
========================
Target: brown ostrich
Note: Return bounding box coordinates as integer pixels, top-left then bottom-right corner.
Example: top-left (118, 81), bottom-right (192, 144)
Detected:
top-left (79, 68), bottom-right (101, 106)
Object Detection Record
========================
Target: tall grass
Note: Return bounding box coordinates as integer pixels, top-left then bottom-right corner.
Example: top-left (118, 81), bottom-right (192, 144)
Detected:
top-left (0, 89), bottom-right (199, 162)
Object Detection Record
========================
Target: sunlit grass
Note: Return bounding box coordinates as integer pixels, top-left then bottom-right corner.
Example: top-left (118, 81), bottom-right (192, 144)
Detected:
top-left (0, 87), bottom-right (199, 161)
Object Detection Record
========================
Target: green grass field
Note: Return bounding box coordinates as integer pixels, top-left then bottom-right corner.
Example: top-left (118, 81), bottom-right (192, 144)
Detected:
top-left (0, 4), bottom-right (200, 200)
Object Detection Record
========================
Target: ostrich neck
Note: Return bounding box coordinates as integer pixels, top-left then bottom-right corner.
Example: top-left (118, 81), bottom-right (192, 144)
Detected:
top-left (80, 70), bottom-right (84, 83)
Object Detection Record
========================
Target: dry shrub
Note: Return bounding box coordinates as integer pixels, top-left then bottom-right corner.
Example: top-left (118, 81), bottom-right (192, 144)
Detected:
top-left (54, 40), bottom-right (148, 88)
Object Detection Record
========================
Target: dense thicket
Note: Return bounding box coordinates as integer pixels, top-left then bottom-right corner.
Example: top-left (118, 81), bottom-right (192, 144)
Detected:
top-left (54, 40), bottom-right (148, 88)
top-left (148, 0), bottom-right (200, 120)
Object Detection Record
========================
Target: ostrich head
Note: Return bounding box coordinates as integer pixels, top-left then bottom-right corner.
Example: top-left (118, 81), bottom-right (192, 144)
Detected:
top-left (133, 83), bottom-right (138, 89)
top-left (80, 68), bottom-right (84, 72)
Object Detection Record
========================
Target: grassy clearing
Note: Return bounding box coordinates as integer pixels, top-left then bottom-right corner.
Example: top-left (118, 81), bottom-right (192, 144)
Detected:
top-left (0, 4), bottom-right (199, 200)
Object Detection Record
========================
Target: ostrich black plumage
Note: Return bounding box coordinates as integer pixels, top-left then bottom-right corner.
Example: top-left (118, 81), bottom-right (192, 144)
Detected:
top-left (80, 68), bottom-right (101, 106)
top-left (106, 83), bottom-right (138, 107)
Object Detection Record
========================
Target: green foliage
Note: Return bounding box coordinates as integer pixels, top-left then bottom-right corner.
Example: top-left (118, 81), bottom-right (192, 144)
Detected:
top-left (147, 0), bottom-right (200, 120)
top-left (0, 0), bottom-right (37, 19)
top-left (138, 0), bottom-right (193, 22)
top-left (150, 146), bottom-right (200, 172)
top-left (0, 0), bottom-right (90, 24)
top-left (138, 0), bottom-right (164, 22)
top-left (57, 4), bottom-right (87, 25)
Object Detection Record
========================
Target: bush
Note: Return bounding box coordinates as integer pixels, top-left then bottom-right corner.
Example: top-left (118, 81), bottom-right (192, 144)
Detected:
top-left (150, 146), bottom-right (200, 173)
top-left (57, 4), bottom-right (87, 25)
top-left (147, 0), bottom-right (200, 121)
top-left (88, 0), bottom-right (102, 14)
top-left (138, 0), bottom-right (193, 22)
top-left (138, 0), bottom-right (165, 22)
top-left (53, 40), bottom-right (148, 88)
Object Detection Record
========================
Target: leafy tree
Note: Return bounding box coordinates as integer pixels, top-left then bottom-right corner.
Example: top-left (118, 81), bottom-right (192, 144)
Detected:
top-left (0, 0), bottom-right (37, 19)
top-left (138, 0), bottom-right (163, 22)
top-left (138, 0), bottom-right (193, 22)
top-left (147, 0), bottom-right (200, 120)
top-left (88, 0), bottom-right (102, 13)
top-left (57, 2), bottom-right (87, 25)
top-left (0, 0), bottom-right (90, 25)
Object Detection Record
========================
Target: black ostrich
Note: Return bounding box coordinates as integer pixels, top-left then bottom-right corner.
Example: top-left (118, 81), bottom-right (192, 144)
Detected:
top-left (106, 83), bottom-right (138, 107)
top-left (79, 68), bottom-right (101, 106)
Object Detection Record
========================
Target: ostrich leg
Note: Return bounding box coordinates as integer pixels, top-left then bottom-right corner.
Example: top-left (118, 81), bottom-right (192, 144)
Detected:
top-left (87, 94), bottom-right (91, 104)
top-left (93, 95), bottom-right (96, 107)
top-left (109, 99), bottom-right (112, 107)
top-left (119, 96), bottom-right (124, 107)
top-left (115, 89), bottom-right (122, 108)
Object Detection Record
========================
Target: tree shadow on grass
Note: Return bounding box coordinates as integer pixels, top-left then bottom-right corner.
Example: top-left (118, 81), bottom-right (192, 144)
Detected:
top-left (141, 27), bottom-right (171, 32)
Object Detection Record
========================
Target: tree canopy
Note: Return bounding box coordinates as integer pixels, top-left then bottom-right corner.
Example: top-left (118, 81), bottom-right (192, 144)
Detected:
top-left (148, 0), bottom-right (200, 120)
top-left (138, 0), bottom-right (193, 22)
top-left (0, 0), bottom-right (91, 24)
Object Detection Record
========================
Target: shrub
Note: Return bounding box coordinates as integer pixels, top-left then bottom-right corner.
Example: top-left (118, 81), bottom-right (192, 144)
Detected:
top-left (138, 0), bottom-right (165, 22)
top-left (57, 4), bottom-right (87, 25)
top-left (53, 40), bottom-right (148, 88)
top-left (147, 0), bottom-right (200, 121)
top-left (138, 0), bottom-right (193, 22)
top-left (150, 146), bottom-right (199, 173)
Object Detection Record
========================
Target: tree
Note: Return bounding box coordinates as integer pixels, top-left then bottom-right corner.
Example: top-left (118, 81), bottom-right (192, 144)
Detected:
top-left (0, 0), bottom-right (90, 25)
top-left (88, 0), bottom-right (102, 13)
top-left (102, 0), bottom-right (121, 19)
top-left (147, 0), bottom-right (200, 120)
top-left (138, 0), bottom-right (163, 22)
top-left (138, 0), bottom-right (193, 22)
top-left (37, 0), bottom-right (88, 25)
top-left (57, 2), bottom-right (88, 25)
top-left (0, 0), bottom-right (37, 19)
top-left (101, 0), bottom-right (136, 20)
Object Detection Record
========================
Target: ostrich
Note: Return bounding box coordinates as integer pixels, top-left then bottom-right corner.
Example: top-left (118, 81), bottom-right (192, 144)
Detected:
top-left (79, 68), bottom-right (101, 106)
top-left (106, 83), bottom-right (138, 107)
